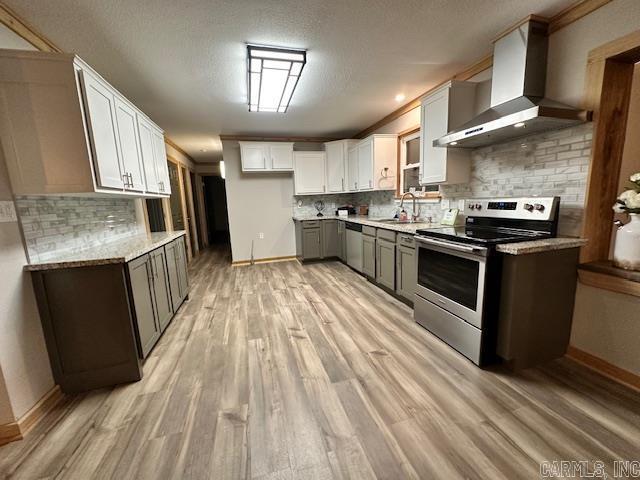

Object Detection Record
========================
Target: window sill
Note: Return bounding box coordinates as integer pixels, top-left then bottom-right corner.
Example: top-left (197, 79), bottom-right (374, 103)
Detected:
top-left (578, 261), bottom-right (640, 297)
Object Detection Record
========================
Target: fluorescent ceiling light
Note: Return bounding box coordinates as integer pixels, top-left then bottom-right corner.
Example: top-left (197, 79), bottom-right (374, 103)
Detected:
top-left (247, 45), bottom-right (306, 113)
top-left (220, 160), bottom-right (226, 179)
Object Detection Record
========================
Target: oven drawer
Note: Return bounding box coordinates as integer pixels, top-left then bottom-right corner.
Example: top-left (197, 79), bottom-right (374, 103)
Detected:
top-left (414, 294), bottom-right (482, 365)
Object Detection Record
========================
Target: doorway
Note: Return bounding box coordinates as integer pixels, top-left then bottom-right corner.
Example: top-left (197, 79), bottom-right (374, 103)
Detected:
top-left (202, 175), bottom-right (230, 245)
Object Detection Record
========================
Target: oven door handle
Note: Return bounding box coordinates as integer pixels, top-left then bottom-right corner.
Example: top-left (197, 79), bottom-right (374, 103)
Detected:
top-left (415, 235), bottom-right (487, 254)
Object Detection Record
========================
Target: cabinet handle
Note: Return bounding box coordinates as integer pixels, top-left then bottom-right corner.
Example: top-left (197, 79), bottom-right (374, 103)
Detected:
top-left (122, 173), bottom-right (130, 188)
top-left (369, 180), bottom-right (372, 188)
top-left (355, 181), bottom-right (358, 189)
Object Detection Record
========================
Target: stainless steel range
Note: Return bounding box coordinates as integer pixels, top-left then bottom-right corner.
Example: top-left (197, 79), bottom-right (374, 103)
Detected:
top-left (414, 196), bottom-right (560, 365)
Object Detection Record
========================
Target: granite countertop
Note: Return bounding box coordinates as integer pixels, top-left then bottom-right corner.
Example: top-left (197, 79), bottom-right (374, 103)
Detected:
top-left (25, 231), bottom-right (187, 271)
top-left (292, 214), bottom-right (440, 234)
top-left (496, 237), bottom-right (588, 255)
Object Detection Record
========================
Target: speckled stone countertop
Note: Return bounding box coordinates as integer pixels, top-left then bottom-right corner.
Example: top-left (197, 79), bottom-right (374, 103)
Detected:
top-left (25, 231), bottom-right (187, 271)
top-left (496, 237), bottom-right (587, 255)
top-left (292, 214), bottom-right (440, 234)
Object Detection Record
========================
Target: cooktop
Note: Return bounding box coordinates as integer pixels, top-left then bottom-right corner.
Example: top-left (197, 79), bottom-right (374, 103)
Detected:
top-left (415, 226), bottom-right (551, 246)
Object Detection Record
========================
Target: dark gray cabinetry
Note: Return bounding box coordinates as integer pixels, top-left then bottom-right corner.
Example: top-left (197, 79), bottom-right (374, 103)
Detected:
top-left (165, 236), bottom-right (189, 311)
top-left (396, 234), bottom-right (416, 302)
top-left (362, 227), bottom-right (376, 278)
top-left (376, 238), bottom-right (396, 290)
top-left (303, 225), bottom-right (322, 259)
top-left (337, 221), bottom-right (346, 261)
top-left (128, 254), bottom-right (162, 358)
top-left (322, 220), bottom-right (338, 257)
top-left (150, 247), bottom-right (174, 332)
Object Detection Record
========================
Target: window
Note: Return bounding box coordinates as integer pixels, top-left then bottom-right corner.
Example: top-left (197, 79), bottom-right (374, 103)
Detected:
top-left (397, 128), bottom-right (439, 198)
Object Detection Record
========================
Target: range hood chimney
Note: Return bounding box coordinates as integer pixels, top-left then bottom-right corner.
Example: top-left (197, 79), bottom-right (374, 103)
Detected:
top-left (435, 18), bottom-right (591, 149)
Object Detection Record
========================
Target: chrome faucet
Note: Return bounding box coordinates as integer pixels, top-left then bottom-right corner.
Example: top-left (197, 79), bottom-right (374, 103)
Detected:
top-left (399, 192), bottom-right (418, 221)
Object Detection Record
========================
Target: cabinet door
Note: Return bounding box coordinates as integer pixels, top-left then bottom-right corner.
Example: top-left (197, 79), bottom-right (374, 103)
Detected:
top-left (420, 91), bottom-right (449, 184)
top-left (241, 143), bottom-right (267, 171)
top-left (358, 140), bottom-right (373, 191)
top-left (269, 144), bottom-right (293, 170)
top-left (326, 143), bottom-right (345, 192)
top-left (376, 239), bottom-right (396, 290)
top-left (362, 235), bottom-right (376, 278)
top-left (152, 130), bottom-right (171, 194)
top-left (176, 237), bottom-right (189, 299)
top-left (128, 255), bottom-right (160, 358)
top-left (302, 228), bottom-right (321, 260)
top-left (165, 239), bottom-right (182, 311)
top-left (347, 146), bottom-right (358, 191)
top-left (322, 220), bottom-right (338, 258)
top-left (150, 248), bottom-right (174, 332)
top-left (80, 70), bottom-right (124, 190)
top-left (294, 152), bottom-right (326, 195)
top-left (114, 97), bottom-right (145, 192)
top-left (396, 245), bottom-right (416, 300)
top-left (337, 222), bottom-right (345, 261)
top-left (137, 116), bottom-right (159, 193)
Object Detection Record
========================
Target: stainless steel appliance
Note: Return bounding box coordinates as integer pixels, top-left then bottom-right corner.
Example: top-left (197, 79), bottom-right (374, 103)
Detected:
top-left (346, 222), bottom-right (363, 272)
top-left (414, 196), bottom-right (560, 365)
top-left (434, 19), bottom-right (590, 149)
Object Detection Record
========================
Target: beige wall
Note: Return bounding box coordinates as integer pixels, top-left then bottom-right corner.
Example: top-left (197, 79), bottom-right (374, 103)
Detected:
top-left (223, 141), bottom-right (296, 262)
top-left (0, 24), bottom-right (55, 424)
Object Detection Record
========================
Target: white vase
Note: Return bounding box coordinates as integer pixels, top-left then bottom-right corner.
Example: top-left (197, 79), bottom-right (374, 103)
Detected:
top-left (613, 213), bottom-right (640, 271)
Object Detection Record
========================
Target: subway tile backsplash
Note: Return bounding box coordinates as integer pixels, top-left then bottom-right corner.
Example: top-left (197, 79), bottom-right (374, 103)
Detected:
top-left (293, 123), bottom-right (592, 237)
top-left (16, 196), bottom-right (142, 262)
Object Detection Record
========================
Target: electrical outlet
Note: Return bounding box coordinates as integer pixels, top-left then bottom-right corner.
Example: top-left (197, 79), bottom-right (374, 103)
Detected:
top-left (440, 199), bottom-right (450, 210)
top-left (258, 232), bottom-right (264, 239)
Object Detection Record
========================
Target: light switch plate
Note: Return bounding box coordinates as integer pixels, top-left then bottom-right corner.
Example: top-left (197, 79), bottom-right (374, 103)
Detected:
top-left (0, 201), bottom-right (17, 223)
top-left (440, 199), bottom-right (450, 210)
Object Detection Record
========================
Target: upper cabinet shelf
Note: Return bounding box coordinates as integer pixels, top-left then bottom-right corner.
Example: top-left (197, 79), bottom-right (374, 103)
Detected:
top-left (0, 50), bottom-right (171, 197)
top-left (420, 80), bottom-right (476, 185)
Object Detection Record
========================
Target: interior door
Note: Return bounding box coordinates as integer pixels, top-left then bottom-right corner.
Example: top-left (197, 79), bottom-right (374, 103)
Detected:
top-left (137, 117), bottom-right (159, 193)
top-left (347, 146), bottom-right (358, 191)
top-left (358, 140), bottom-right (373, 190)
top-left (114, 97), bottom-right (145, 191)
top-left (269, 144), bottom-right (293, 170)
top-left (326, 142), bottom-right (345, 192)
top-left (79, 70), bottom-right (124, 190)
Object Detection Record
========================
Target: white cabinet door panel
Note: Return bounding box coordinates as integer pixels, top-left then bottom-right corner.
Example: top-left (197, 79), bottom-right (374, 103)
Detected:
top-left (114, 97), bottom-right (145, 192)
top-left (137, 116), bottom-right (159, 193)
top-left (269, 144), bottom-right (293, 170)
top-left (294, 152), bottom-right (326, 195)
top-left (358, 140), bottom-right (373, 191)
top-left (420, 92), bottom-right (449, 184)
top-left (241, 143), bottom-right (267, 171)
top-left (347, 146), bottom-right (358, 191)
top-left (152, 130), bottom-right (170, 194)
top-left (326, 142), bottom-right (345, 192)
top-left (80, 70), bottom-right (123, 190)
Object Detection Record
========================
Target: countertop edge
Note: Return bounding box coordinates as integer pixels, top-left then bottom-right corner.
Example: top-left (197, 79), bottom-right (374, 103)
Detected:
top-left (25, 231), bottom-right (187, 272)
top-left (496, 238), bottom-right (588, 255)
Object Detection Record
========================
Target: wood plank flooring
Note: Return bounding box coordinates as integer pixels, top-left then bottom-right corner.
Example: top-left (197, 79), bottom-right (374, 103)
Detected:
top-left (1, 246), bottom-right (639, 479)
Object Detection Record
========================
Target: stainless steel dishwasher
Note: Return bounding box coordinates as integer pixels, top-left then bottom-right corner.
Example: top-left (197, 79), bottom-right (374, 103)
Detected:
top-left (345, 222), bottom-right (363, 272)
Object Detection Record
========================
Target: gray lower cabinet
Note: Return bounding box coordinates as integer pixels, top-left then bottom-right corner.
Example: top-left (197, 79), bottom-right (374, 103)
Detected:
top-left (302, 227), bottom-right (322, 259)
top-left (362, 233), bottom-right (376, 278)
top-left (165, 236), bottom-right (189, 311)
top-left (376, 238), bottom-right (396, 290)
top-left (322, 220), bottom-right (338, 257)
top-left (30, 234), bottom-right (189, 393)
top-left (337, 221), bottom-right (346, 261)
top-left (396, 234), bottom-right (416, 302)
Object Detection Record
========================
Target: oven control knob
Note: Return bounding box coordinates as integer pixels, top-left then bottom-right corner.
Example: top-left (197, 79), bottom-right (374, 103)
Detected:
top-left (475, 203), bottom-right (482, 210)
top-left (524, 203), bottom-right (534, 211)
top-left (533, 203), bottom-right (545, 212)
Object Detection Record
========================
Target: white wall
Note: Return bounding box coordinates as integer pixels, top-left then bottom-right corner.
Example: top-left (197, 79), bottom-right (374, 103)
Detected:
top-left (0, 22), bottom-right (55, 427)
top-left (223, 141), bottom-right (296, 262)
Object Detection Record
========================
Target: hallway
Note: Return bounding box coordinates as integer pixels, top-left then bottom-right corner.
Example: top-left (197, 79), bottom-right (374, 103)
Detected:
top-left (1, 248), bottom-right (639, 479)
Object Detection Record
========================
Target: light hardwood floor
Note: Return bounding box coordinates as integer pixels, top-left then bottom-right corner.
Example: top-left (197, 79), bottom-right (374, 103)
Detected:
top-left (1, 247), bottom-right (639, 479)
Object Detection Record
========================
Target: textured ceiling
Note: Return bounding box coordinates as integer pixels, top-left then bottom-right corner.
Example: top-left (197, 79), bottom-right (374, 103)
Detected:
top-left (7, 0), bottom-right (575, 161)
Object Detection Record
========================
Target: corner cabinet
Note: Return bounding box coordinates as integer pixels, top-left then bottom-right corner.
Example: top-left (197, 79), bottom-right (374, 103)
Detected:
top-left (293, 151), bottom-right (327, 195)
top-left (349, 134), bottom-right (397, 192)
top-left (240, 142), bottom-right (294, 172)
top-left (0, 50), bottom-right (171, 197)
top-left (420, 81), bottom-right (476, 185)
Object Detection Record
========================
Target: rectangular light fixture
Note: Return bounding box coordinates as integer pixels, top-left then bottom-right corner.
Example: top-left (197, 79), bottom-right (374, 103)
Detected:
top-left (247, 45), bottom-right (306, 113)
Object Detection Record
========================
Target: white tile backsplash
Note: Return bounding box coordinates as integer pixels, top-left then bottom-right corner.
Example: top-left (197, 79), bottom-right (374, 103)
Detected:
top-left (16, 196), bottom-right (142, 262)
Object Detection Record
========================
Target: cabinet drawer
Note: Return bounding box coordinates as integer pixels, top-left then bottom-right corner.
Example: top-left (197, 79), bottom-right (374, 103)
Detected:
top-left (397, 234), bottom-right (415, 248)
top-left (302, 220), bottom-right (321, 229)
top-left (376, 228), bottom-right (396, 243)
top-left (362, 225), bottom-right (376, 237)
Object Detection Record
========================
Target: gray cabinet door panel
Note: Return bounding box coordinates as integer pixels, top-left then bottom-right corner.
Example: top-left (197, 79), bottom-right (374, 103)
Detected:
top-left (362, 235), bottom-right (376, 278)
top-left (128, 254), bottom-right (159, 358)
top-left (302, 228), bottom-right (322, 260)
top-left (151, 248), bottom-right (174, 332)
top-left (176, 237), bottom-right (189, 300)
top-left (337, 221), bottom-right (346, 262)
top-left (396, 244), bottom-right (416, 300)
top-left (376, 239), bottom-right (395, 290)
top-left (165, 240), bottom-right (182, 311)
top-left (322, 220), bottom-right (338, 258)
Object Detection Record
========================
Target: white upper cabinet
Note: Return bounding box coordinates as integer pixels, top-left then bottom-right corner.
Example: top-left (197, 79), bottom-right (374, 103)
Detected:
top-left (293, 151), bottom-right (326, 195)
top-left (239, 142), bottom-right (294, 172)
top-left (347, 146), bottom-right (358, 191)
top-left (0, 50), bottom-right (170, 197)
top-left (325, 140), bottom-right (355, 193)
top-left (420, 81), bottom-right (476, 185)
top-left (352, 134), bottom-right (397, 192)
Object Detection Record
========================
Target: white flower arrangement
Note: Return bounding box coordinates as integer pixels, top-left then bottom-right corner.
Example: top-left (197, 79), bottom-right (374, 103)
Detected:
top-left (613, 172), bottom-right (640, 214)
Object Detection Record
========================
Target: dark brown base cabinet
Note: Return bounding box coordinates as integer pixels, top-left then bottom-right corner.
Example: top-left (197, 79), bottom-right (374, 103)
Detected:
top-left (31, 236), bottom-right (189, 393)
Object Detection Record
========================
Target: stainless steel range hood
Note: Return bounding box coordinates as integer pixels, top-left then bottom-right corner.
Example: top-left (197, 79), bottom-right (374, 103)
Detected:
top-left (435, 19), bottom-right (591, 149)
